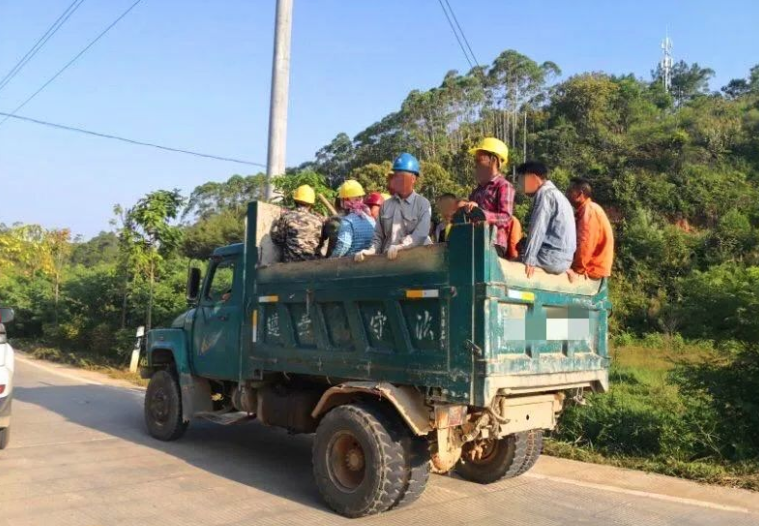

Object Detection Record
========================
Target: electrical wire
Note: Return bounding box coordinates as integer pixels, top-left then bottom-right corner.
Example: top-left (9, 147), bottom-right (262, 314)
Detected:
top-left (443, 0), bottom-right (479, 67)
top-left (436, 0), bottom-right (473, 69)
top-left (0, 0), bottom-right (87, 93)
top-left (0, 0), bottom-right (143, 128)
top-left (0, 111), bottom-right (266, 167)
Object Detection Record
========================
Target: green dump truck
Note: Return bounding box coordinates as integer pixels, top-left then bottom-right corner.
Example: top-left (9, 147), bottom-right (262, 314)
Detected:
top-left (141, 201), bottom-right (610, 518)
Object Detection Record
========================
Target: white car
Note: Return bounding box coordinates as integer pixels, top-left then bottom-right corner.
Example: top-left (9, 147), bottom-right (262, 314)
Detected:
top-left (0, 307), bottom-right (15, 450)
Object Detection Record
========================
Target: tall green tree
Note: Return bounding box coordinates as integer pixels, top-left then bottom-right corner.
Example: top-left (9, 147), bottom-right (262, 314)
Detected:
top-left (125, 189), bottom-right (185, 331)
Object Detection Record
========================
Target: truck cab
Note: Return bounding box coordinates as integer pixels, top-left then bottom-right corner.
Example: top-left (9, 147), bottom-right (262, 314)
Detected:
top-left (142, 201), bottom-right (610, 518)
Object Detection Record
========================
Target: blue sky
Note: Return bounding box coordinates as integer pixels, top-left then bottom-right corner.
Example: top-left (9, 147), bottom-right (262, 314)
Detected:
top-left (1, 0), bottom-right (757, 239)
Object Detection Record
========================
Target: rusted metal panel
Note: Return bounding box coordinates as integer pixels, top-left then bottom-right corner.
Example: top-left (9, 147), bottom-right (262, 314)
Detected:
top-left (311, 382), bottom-right (433, 435)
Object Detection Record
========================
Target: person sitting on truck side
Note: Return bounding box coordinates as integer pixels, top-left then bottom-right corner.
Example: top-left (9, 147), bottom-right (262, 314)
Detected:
top-left (517, 161), bottom-right (577, 278)
top-left (459, 137), bottom-right (517, 259)
top-left (354, 153), bottom-right (432, 262)
top-left (331, 181), bottom-right (376, 258)
top-left (364, 192), bottom-right (385, 221)
top-left (317, 196), bottom-right (343, 258)
top-left (270, 184), bottom-right (324, 263)
top-left (565, 177), bottom-right (614, 283)
top-left (433, 193), bottom-right (458, 243)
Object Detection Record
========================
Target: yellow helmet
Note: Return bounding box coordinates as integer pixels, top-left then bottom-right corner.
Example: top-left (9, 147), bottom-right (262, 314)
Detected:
top-left (469, 137), bottom-right (509, 165)
top-left (292, 184), bottom-right (315, 205)
top-left (338, 179), bottom-right (365, 199)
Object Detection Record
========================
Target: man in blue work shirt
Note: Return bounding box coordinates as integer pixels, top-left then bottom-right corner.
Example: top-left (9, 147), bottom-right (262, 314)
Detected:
top-left (516, 162), bottom-right (576, 278)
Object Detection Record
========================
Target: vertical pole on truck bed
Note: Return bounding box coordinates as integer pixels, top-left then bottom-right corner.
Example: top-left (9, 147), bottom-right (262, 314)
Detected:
top-left (265, 0), bottom-right (294, 201)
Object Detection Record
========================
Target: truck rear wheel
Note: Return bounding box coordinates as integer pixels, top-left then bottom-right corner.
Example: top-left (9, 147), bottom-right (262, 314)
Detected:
top-left (456, 432), bottom-right (528, 484)
top-left (391, 435), bottom-right (431, 510)
top-left (312, 403), bottom-right (412, 517)
top-left (144, 370), bottom-right (188, 441)
top-left (0, 426), bottom-right (9, 450)
top-left (516, 429), bottom-right (543, 475)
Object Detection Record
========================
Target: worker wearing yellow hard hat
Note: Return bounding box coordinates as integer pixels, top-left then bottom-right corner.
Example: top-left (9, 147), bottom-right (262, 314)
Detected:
top-left (270, 184), bottom-right (324, 263)
top-left (292, 184), bottom-right (315, 205)
top-left (461, 137), bottom-right (520, 260)
top-left (331, 180), bottom-right (376, 258)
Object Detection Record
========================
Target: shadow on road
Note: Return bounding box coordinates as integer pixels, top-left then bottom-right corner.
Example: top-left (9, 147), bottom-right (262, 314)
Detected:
top-left (13, 382), bottom-right (327, 512)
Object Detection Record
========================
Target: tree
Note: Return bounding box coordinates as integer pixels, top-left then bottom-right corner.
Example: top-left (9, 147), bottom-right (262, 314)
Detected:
top-left (273, 170), bottom-right (336, 216)
top-left (314, 132), bottom-right (354, 185)
top-left (183, 174), bottom-right (266, 221)
top-left (182, 209), bottom-right (245, 260)
top-left (125, 189), bottom-right (185, 331)
top-left (70, 231), bottom-right (119, 267)
top-left (653, 60), bottom-right (715, 107)
top-left (348, 162), bottom-right (392, 194)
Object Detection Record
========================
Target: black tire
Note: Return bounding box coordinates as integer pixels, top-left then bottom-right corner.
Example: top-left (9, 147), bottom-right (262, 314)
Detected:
top-left (456, 433), bottom-right (528, 484)
top-left (144, 369), bottom-right (188, 441)
top-left (516, 429), bottom-right (543, 475)
top-left (312, 403), bottom-right (410, 518)
top-left (391, 435), bottom-right (431, 510)
top-left (0, 426), bottom-right (9, 450)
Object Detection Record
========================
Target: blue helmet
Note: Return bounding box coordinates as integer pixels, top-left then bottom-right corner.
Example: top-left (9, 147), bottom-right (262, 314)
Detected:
top-left (392, 152), bottom-right (420, 175)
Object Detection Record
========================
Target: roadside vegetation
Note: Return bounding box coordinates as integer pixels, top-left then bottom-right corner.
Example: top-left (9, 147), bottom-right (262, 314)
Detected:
top-left (2, 49), bottom-right (758, 487)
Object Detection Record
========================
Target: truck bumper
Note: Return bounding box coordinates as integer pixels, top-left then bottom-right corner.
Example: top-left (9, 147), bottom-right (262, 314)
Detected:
top-left (484, 369), bottom-right (609, 401)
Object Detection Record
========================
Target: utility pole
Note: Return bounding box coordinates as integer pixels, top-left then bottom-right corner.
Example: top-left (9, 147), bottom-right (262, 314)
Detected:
top-left (265, 0), bottom-right (294, 200)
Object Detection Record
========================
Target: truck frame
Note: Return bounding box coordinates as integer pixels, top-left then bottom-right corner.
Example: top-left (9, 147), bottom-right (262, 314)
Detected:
top-left (141, 201), bottom-right (610, 517)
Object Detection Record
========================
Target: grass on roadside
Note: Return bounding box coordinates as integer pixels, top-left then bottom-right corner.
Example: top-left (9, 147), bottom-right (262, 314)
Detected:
top-left (547, 337), bottom-right (759, 491)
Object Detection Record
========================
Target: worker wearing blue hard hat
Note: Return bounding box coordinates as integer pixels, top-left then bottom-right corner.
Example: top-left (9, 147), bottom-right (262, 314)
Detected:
top-left (355, 152), bottom-right (432, 262)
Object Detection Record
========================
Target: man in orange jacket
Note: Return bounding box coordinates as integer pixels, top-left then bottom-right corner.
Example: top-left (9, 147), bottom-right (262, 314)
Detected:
top-left (566, 178), bottom-right (614, 282)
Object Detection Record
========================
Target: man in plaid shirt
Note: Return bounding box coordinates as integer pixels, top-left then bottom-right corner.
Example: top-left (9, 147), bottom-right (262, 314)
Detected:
top-left (461, 137), bottom-right (519, 259)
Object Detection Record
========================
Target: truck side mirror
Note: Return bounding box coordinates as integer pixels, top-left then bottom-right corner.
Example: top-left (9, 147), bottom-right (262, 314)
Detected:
top-left (0, 308), bottom-right (14, 324)
top-left (186, 268), bottom-right (202, 304)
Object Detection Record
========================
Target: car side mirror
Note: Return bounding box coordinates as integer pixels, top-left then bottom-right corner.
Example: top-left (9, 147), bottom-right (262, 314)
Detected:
top-left (186, 268), bottom-right (202, 304)
top-left (0, 308), bottom-right (14, 324)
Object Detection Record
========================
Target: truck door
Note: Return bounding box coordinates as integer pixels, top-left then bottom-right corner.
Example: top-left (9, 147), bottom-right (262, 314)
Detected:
top-left (191, 255), bottom-right (241, 380)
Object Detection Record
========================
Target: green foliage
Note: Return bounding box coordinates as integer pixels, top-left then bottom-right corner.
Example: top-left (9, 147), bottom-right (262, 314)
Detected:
top-left (182, 209), bottom-right (245, 260)
top-left (273, 170), bottom-right (336, 216)
top-left (348, 162), bottom-right (392, 194)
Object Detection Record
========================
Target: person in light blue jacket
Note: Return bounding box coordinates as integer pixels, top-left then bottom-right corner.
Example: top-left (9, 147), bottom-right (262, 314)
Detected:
top-left (331, 180), bottom-right (376, 258)
top-left (516, 161), bottom-right (576, 278)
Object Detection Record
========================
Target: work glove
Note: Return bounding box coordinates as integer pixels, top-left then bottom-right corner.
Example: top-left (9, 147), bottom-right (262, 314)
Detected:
top-left (354, 250), bottom-right (371, 263)
top-left (386, 245), bottom-right (402, 260)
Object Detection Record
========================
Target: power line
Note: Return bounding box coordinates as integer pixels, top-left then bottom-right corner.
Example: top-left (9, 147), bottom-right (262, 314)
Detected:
top-left (436, 0), bottom-right (473, 69)
top-left (0, 0), bottom-right (143, 129)
top-left (0, 111), bottom-right (266, 167)
top-left (0, 0), bottom-right (87, 94)
top-left (443, 0), bottom-right (479, 67)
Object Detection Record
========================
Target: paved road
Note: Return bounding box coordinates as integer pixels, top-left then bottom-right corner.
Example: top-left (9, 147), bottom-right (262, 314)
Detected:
top-left (2, 357), bottom-right (758, 526)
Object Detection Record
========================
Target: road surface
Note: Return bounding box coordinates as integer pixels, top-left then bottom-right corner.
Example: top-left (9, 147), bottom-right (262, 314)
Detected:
top-left (1, 355), bottom-right (758, 526)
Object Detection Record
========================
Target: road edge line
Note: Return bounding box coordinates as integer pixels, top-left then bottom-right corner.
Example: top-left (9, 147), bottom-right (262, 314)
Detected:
top-left (523, 472), bottom-right (750, 514)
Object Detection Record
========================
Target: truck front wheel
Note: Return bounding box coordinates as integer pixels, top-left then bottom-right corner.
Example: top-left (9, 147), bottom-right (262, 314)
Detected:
top-left (312, 403), bottom-right (414, 518)
top-left (456, 432), bottom-right (529, 484)
top-left (144, 370), bottom-right (188, 441)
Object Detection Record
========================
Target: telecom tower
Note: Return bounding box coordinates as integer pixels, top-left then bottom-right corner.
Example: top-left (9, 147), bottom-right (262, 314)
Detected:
top-left (660, 34), bottom-right (673, 93)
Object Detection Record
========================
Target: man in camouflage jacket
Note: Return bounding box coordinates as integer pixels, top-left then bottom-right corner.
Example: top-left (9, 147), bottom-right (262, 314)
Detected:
top-left (270, 185), bottom-right (324, 262)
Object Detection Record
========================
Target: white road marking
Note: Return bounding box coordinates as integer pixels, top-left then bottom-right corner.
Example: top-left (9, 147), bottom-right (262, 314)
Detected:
top-left (16, 355), bottom-right (145, 397)
top-left (524, 472), bottom-right (750, 514)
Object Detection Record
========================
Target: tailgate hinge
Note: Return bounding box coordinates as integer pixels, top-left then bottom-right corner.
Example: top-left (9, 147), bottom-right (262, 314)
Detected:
top-left (464, 339), bottom-right (483, 358)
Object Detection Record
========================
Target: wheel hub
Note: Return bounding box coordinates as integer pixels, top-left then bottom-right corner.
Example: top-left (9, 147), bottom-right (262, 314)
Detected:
top-left (150, 388), bottom-right (170, 423)
top-left (345, 448), bottom-right (365, 471)
top-left (328, 432), bottom-right (367, 491)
